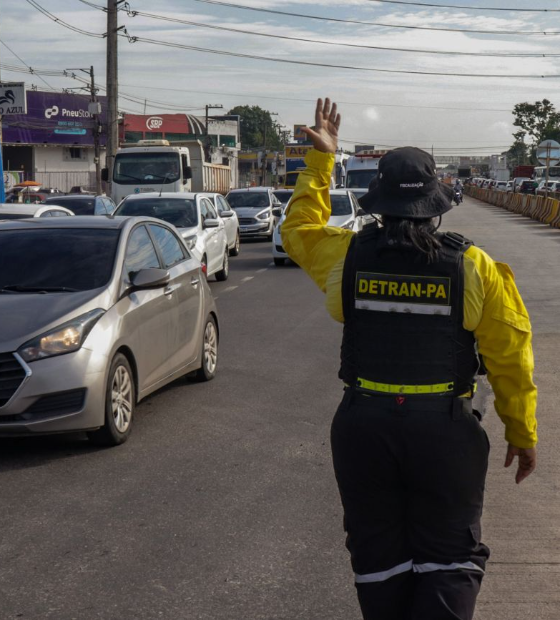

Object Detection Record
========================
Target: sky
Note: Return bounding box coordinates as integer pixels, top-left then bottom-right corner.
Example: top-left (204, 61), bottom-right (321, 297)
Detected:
top-left (1, 0), bottom-right (560, 155)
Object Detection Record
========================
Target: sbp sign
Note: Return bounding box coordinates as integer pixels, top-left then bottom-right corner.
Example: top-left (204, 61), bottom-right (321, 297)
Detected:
top-left (146, 116), bottom-right (164, 130)
top-left (0, 82), bottom-right (26, 115)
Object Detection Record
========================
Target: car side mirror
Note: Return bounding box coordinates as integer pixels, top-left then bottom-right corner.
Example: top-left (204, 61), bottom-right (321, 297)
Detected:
top-left (356, 208), bottom-right (367, 217)
top-left (220, 210), bottom-right (234, 218)
top-left (203, 218), bottom-right (220, 228)
top-left (101, 168), bottom-right (109, 182)
top-left (131, 268), bottom-right (170, 289)
top-left (271, 207), bottom-right (283, 217)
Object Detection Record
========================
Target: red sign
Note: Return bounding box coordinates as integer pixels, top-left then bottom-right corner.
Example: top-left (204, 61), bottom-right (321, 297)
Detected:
top-left (123, 114), bottom-right (191, 134)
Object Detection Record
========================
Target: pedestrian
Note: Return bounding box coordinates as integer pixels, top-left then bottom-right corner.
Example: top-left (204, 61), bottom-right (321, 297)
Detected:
top-left (281, 98), bottom-right (538, 620)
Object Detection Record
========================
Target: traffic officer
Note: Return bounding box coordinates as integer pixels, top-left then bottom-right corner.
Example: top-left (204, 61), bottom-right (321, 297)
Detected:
top-left (281, 98), bottom-right (537, 620)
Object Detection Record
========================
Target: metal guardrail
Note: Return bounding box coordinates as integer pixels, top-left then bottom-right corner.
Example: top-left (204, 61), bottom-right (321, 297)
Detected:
top-left (464, 186), bottom-right (560, 229)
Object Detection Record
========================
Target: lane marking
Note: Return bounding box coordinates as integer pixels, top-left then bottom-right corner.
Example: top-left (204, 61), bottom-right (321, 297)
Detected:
top-left (222, 286), bottom-right (238, 293)
top-left (241, 276), bottom-right (254, 282)
top-left (256, 268), bottom-right (268, 273)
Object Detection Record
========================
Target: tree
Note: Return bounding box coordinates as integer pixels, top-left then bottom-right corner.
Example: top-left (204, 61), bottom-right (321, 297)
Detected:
top-left (228, 105), bottom-right (283, 150)
top-left (512, 99), bottom-right (560, 150)
top-left (505, 130), bottom-right (530, 167)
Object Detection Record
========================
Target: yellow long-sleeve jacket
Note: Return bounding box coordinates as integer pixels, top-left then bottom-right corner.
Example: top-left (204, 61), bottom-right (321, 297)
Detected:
top-left (282, 149), bottom-right (538, 449)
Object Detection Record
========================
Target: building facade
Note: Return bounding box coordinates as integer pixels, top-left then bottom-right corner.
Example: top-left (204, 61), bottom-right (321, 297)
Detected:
top-left (1, 90), bottom-right (107, 192)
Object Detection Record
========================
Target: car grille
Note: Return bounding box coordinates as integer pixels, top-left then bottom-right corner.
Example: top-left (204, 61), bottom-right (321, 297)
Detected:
top-left (238, 218), bottom-right (256, 225)
top-left (0, 353), bottom-right (27, 407)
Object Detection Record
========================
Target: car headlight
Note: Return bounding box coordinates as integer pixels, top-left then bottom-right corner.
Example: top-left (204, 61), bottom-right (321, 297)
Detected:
top-left (257, 211), bottom-right (270, 220)
top-left (18, 309), bottom-right (105, 363)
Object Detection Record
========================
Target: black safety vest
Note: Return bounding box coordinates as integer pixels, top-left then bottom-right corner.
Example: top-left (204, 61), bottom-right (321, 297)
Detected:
top-left (339, 226), bottom-right (478, 396)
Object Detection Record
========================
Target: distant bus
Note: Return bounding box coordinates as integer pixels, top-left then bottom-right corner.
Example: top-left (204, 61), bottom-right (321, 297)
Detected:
top-left (533, 166), bottom-right (560, 180)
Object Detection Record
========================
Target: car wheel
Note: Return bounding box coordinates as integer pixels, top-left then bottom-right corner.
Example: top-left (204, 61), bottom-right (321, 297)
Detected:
top-left (215, 249), bottom-right (229, 281)
top-left (194, 316), bottom-right (218, 382)
top-left (274, 257), bottom-right (285, 266)
top-left (229, 232), bottom-right (240, 257)
top-left (88, 353), bottom-right (135, 446)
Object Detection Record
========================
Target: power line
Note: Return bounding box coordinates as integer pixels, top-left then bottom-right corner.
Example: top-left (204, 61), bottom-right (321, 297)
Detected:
top-left (126, 9), bottom-right (560, 58)
top-left (0, 39), bottom-right (56, 91)
top-left (24, 1), bottom-right (560, 79)
top-left (190, 0), bottom-right (560, 36)
top-left (118, 82), bottom-right (513, 113)
top-left (125, 35), bottom-right (560, 79)
top-left (25, 0), bottom-right (105, 37)
top-left (367, 0), bottom-right (560, 11)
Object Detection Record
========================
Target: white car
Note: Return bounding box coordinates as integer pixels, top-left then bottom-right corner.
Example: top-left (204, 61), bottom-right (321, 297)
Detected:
top-left (226, 187), bottom-right (282, 240)
top-left (273, 189), bottom-right (363, 266)
top-left (0, 204), bottom-right (75, 219)
top-left (198, 192), bottom-right (240, 257)
top-left (494, 181), bottom-right (508, 191)
top-left (512, 177), bottom-right (531, 193)
top-left (114, 192), bottom-right (229, 280)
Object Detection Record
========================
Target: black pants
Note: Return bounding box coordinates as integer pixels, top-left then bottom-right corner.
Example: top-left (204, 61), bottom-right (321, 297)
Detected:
top-left (331, 389), bottom-right (490, 620)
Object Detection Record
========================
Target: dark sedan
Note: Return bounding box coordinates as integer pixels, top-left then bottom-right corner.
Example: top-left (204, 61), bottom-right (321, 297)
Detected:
top-left (43, 194), bottom-right (117, 215)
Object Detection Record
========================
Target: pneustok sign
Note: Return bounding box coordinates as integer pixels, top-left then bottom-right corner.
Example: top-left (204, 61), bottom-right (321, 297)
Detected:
top-left (1, 90), bottom-right (107, 146)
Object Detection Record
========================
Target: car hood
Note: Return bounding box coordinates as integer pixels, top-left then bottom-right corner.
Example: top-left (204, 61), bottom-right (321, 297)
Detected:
top-left (233, 207), bottom-right (269, 219)
top-left (328, 214), bottom-right (353, 227)
top-left (0, 289), bottom-right (107, 353)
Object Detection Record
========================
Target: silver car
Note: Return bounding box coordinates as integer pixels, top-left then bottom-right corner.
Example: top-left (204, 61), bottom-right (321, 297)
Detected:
top-left (225, 188), bottom-right (281, 240)
top-left (0, 216), bottom-right (219, 445)
top-left (114, 193), bottom-right (229, 281)
top-left (198, 192), bottom-right (240, 257)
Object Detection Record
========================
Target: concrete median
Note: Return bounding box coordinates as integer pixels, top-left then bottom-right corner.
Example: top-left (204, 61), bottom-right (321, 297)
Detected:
top-left (464, 186), bottom-right (560, 229)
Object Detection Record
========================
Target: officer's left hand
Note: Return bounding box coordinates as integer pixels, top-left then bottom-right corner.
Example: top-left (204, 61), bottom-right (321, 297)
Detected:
top-left (504, 444), bottom-right (537, 484)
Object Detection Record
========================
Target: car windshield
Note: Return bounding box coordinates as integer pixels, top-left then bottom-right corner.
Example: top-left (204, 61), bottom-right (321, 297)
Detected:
top-left (330, 195), bottom-right (353, 216)
top-left (273, 191), bottom-right (293, 204)
top-left (346, 170), bottom-right (377, 188)
top-left (0, 229), bottom-right (120, 291)
top-left (227, 192), bottom-right (270, 209)
top-left (43, 197), bottom-right (95, 215)
top-left (116, 198), bottom-right (198, 228)
top-left (113, 152), bottom-right (181, 185)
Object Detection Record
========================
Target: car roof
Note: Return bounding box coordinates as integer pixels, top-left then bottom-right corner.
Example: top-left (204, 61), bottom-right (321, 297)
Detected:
top-left (0, 204), bottom-right (45, 215)
top-left (44, 194), bottom-right (99, 200)
top-left (227, 188), bottom-right (271, 193)
top-left (121, 192), bottom-right (199, 200)
top-left (329, 189), bottom-right (352, 195)
top-left (0, 215), bottom-right (134, 230)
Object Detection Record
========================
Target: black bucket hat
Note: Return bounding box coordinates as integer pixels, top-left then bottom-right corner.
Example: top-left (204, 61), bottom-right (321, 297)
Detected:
top-left (358, 147), bottom-right (454, 219)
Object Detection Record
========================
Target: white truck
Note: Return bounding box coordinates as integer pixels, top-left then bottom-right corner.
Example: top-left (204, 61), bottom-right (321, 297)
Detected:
top-left (105, 139), bottom-right (231, 204)
top-left (344, 152), bottom-right (385, 198)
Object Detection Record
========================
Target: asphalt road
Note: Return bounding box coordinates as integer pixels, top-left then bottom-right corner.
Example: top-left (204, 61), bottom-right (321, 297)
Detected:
top-left (1, 196), bottom-right (558, 620)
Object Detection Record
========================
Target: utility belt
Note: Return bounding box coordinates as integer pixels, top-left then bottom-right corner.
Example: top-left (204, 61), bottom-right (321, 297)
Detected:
top-left (343, 377), bottom-right (478, 418)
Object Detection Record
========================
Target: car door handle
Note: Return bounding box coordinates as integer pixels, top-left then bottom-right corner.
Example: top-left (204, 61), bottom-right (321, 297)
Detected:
top-left (164, 286), bottom-right (174, 296)
top-left (191, 277), bottom-right (200, 287)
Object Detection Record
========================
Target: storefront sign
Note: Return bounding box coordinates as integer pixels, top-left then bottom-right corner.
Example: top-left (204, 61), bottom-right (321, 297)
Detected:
top-left (0, 82), bottom-right (26, 115)
top-left (1, 91), bottom-right (107, 146)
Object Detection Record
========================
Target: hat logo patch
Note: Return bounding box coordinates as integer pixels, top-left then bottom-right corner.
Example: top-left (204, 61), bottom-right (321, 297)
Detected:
top-left (400, 182), bottom-right (424, 188)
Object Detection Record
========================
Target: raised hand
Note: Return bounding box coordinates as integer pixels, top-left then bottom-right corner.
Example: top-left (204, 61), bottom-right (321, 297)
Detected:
top-left (301, 98), bottom-right (341, 154)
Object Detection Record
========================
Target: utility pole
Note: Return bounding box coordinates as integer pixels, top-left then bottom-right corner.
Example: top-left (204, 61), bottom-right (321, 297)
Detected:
top-left (0, 54), bottom-right (5, 202)
top-left (261, 112), bottom-right (278, 186)
top-left (89, 66), bottom-right (102, 195)
top-left (106, 0), bottom-right (121, 195)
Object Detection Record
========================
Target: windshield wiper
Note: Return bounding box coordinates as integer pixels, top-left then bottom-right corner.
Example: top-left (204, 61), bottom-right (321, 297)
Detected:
top-left (115, 173), bottom-right (145, 182)
top-left (0, 285), bottom-right (80, 293)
